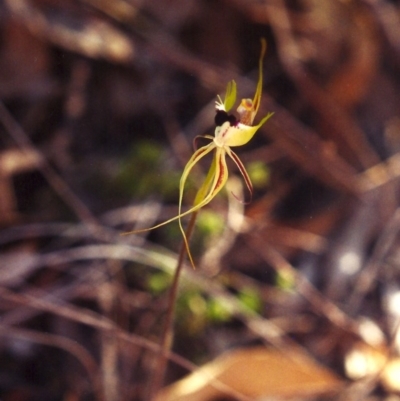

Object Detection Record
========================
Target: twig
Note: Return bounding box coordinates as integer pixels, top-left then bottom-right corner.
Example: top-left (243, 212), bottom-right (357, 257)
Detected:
top-left (147, 211), bottom-right (198, 399)
top-left (263, 0), bottom-right (379, 170)
top-left (348, 206), bottom-right (400, 313)
top-left (0, 101), bottom-right (98, 229)
top-left (246, 234), bottom-right (360, 335)
top-left (0, 324), bottom-right (103, 401)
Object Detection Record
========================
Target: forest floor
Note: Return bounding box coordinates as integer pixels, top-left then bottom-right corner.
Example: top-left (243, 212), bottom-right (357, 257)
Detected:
top-left (1, 1), bottom-right (400, 400)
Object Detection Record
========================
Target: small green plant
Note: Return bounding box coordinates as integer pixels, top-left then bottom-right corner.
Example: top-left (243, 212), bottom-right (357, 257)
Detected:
top-left (115, 140), bottom-right (177, 198)
top-left (123, 38), bottom-right (273, 396)
top-left (247, 160), bottom-right (270, 189)
top-left (123, 38), bottom-right (273, 268)
top-left (238, 286), bottom-right (263, 314)
top-left (276, 269), bottom-right (296, 292)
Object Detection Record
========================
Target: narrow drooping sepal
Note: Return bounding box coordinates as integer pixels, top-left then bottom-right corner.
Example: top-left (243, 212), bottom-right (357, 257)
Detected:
top-left (226, 147), bottom-right (253, 203)
top-left (179, 148), bottom-right (229, 268)
top-left (182, 148), bottom-right (229, 214)
top-left (178, 144), bottom-right (217, 219)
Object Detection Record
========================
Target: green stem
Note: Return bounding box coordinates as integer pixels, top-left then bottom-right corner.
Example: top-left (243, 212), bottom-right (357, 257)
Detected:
top-left (147, 210), bottom-right (199, 399)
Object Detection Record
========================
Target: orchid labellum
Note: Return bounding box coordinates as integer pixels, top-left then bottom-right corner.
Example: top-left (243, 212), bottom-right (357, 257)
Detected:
top-left (124, 38), bottom-right (273, 268)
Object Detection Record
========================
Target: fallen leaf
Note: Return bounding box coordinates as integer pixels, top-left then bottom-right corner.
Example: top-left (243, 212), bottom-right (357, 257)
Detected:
top-left (155, 346), bottom-right (342, 401)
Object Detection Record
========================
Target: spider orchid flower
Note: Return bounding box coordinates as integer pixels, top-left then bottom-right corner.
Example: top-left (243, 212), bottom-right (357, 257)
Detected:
top-left (124, 38), bottom-right (273, 268)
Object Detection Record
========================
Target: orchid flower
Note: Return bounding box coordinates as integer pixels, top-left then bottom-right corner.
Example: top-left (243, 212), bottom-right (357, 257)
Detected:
top-left (124, 38), bottom-right (273, 268)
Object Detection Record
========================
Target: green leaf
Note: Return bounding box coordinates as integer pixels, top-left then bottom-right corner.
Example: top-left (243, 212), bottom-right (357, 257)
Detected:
top-left (276, 270), bottom-right (296, 291)
top-left (207, 297), bottom-right (233, 323)
top-left (247, 161), bottom-right (270, 189)
top-left (196, 210), bottom-right (225, 237)
top-left (147, 272), bottom-right (171, 294)
top-left (238, 287), bottom-right (262, 314)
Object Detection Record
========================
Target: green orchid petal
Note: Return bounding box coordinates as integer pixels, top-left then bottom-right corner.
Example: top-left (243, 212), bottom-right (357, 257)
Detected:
top-left (236, 38), bottom-right (267, 125)
top-left (194, 156), bottom-right (217, 206)
top-left (178, 144), bottom-right (215, 268)
top-left (179, 156), bottom-right (216, 268)
top-left (178, 143), bottom-right (216, 214)
top-left (252, 38), bottom-right (267, 117)
top-left (191, 147), bottom-right (229, 209)
top-left (224, 112), bottom-right (274, 147)
top-left (223, 80), bottom-right (237, 112)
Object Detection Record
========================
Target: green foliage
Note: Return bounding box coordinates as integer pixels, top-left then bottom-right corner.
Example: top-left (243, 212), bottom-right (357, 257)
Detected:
top-left (246, 161), bottom-right (270, 189)
top-left (115, 140), bottom-right (180, 198)
top-left (174, 284), bottom-right (263, 332)
top-left (196, 210), bottom-right (225, 237)
top-left (237, 286), bottom-right (262, 314)
top-left (206, 296), bottom-right (233, 323)
top-left (172, 285), bottom-right (234, 334)
top-left (147, 271), bottom-right (172, 294)
top-left (275, 269), bottom-right (296, 292)
top-left (175, 288), bottom-right (208, 334)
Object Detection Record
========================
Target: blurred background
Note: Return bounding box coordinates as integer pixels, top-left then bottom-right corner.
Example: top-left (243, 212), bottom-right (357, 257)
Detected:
top-left (1, 0), bottom-right (400, 400)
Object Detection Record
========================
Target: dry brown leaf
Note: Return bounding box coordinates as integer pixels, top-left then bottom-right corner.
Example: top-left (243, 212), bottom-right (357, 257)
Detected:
top-left (155, 346), bottom-right (342, 401)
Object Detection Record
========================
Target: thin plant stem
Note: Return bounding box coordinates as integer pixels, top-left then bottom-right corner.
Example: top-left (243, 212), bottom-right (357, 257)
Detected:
top-left (147, 210), bottom-right (199, 400)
